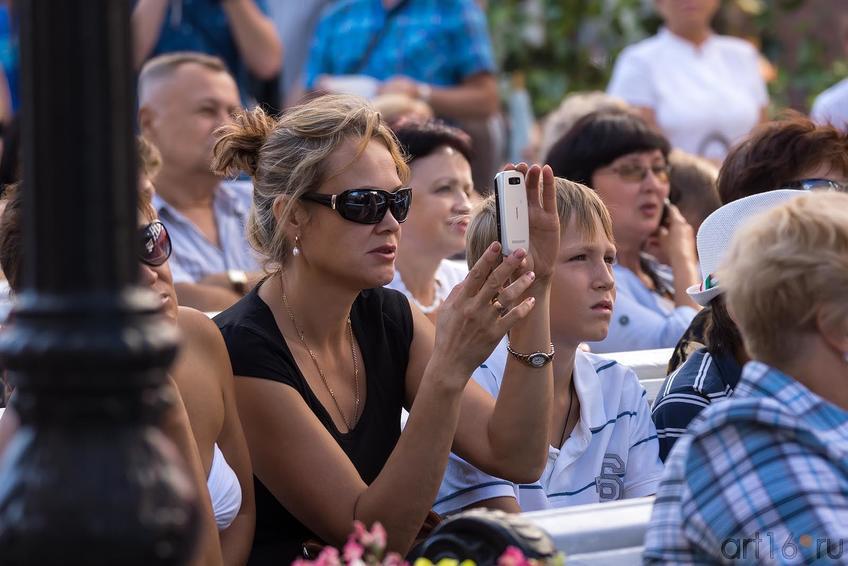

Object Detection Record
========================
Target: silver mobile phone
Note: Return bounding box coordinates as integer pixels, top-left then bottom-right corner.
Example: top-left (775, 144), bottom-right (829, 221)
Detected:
top-left (493, 170), bottom-right (530, 256)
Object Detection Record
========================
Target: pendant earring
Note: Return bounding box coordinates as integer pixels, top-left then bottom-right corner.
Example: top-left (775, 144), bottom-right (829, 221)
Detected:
top-left (292, 235), bottom-right (301, 257)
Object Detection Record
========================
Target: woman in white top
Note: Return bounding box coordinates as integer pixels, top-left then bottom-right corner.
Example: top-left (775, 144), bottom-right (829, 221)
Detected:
top-left (607, 0), bottom-right (768, 162)
top-left (0, 159), bottom-right (255, 566)
top-left (436, 178), bottom-right (664, 514)
top-left (386, 120), bottom-right (473, 321)
top-left (546, 110), bottom-right (700, 353)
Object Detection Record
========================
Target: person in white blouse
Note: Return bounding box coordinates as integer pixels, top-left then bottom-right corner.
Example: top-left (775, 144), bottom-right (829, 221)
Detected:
top-left (386, 120), bottom-right (473, 322)
top-left (811, 14), bottom-right (848, 132)
top-left (607, 0), bottom-right (768, 162)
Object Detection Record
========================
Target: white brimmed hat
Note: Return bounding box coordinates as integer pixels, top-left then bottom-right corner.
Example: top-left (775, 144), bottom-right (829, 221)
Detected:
top-left (687, 189), bottom-right (804, 306)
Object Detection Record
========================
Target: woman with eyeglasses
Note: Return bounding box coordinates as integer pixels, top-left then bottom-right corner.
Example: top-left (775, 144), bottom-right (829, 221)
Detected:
top-left (385, 120), bottom-right (474, 323)
top-left (546, 109), bottom-right (700, 353)
top-left (211, 94), bottom-right (559, 564)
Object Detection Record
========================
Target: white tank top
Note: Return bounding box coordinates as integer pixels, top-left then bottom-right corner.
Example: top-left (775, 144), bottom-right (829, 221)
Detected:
top-left (207, 443), bottom-right (242, 530)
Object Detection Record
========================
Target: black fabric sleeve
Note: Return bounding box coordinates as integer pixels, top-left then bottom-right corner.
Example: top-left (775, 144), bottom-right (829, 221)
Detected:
top-left (217, 322), bottom-right (299, 388)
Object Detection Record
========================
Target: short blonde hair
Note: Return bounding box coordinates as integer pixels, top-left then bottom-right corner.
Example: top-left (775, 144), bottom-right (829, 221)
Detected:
top-left (720, 192), bottom-right (848, 365)
top-left (466, 177), bottom-right (614, 268)
top-left (212, 94), bottom-right (410, 271)
top-left (138, 51), bottom-right (229, 103)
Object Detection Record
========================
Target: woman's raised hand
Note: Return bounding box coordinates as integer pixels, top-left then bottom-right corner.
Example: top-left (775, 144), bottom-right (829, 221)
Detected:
top-left (505, 163), bottom-right (560, 282)
top-left (433, 242), bottom-right (537, 378)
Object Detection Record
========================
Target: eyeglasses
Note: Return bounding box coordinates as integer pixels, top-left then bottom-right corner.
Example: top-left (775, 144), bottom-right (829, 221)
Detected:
top-left (138, 220), bottom-right (172, 267)
top-left (300, 187), bottom-right (413, 225)
top-left (607, 163), bottom-right (671, 184)
top-left (776, 178), bottom-right (848, 193)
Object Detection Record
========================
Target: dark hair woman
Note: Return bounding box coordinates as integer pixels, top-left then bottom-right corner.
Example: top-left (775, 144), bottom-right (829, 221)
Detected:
top-left (546, 109), bottom-right (700, 353)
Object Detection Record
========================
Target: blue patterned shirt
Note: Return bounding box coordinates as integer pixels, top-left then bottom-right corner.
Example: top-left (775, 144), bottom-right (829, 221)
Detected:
top-left (305, 0), bottom-right (496, 89)
top-left (644, 361), bottom-right (848, 564)
top-left (153, 181), bottom-right (260, 284)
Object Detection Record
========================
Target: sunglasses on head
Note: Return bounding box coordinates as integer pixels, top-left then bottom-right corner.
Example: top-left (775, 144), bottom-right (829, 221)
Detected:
top-left (138, 220), bottom-right (172, 267)
top-left (776, 178), bottom-right (848, 193)
top-left (300, 187), bottom-right (413, 225)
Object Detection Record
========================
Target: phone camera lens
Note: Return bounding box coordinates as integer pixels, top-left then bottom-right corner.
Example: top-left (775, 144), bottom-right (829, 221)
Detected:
top-left (508, 177), bottom-right (520, 185)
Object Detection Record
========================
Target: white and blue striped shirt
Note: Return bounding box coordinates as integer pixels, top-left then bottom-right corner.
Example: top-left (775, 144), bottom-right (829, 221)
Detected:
top-left (153, 181), bottom-right (260, 283)
top-left (435, 343), bottom-right (664, 514)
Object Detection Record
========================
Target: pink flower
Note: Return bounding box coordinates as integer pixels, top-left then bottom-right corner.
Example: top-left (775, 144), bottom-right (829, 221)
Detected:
top-left (314, 546), bottom-right (342, 566)
top-left (343, 537), bottom-right (365, 563)
top-left (498, 546), bottom-right (531, 566)
top-left (353, 521), bottom-right (375, 548)
top-left (382, 552), bottom-right (407, 566)
top-left (370, 522), bottom-right (388, 552)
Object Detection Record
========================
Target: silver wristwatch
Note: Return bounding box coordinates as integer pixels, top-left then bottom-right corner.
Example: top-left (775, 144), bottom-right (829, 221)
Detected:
top-left (506, 342), bottom-right (555, 368)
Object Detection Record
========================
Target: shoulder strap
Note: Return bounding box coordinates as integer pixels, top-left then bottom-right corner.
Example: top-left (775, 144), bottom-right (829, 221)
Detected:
top-left (352, 0), bottom-right (411, 74)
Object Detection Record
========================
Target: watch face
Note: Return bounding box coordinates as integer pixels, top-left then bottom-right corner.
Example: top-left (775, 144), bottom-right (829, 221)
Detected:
top-left (528, 353), bottom-right (547, 368)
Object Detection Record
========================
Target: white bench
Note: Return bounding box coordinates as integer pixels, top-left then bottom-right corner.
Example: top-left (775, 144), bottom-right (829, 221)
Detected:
top-left (604, 348), bottom-right (672, 407)
top-left (522, 497), bottom-right (654, 565)
top-left (603, 348), bottom-right (672, 381)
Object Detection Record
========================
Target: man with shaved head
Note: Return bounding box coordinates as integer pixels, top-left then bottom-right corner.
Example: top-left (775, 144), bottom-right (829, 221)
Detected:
top-left (138, 52), bottom-right (261, 311)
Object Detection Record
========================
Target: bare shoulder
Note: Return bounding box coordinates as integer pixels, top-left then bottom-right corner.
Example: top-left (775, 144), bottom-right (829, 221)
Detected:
top-left (177, 306), bottom-right (227, 349)
top-left (176, 306), bottom-right (232, 380)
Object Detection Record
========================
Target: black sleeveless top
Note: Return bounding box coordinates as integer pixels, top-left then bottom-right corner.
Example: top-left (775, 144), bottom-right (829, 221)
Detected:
top-left (215, 285), bottom-right (414, 565)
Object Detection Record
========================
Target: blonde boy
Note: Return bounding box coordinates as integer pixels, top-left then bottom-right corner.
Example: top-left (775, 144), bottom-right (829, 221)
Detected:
top-left (436, 178), bottom-right (663, 513)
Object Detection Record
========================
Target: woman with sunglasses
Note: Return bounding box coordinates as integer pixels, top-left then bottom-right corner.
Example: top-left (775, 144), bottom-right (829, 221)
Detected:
top-left (138, 203), bottom-right (256, 566)
top-left (546, 109), bottom-right (700, 353)
top-left (0, 179), bottom-right (255, 566)
top-left (211, 94), bottom-right (559, 564)
top-left (384, 120), bottom-right (474, 323)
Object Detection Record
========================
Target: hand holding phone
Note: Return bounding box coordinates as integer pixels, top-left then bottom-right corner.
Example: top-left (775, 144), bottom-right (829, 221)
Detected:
top-left (660, 197), bottom-right (672, 228)
top-left (493, 170), bottom-right (530, 256)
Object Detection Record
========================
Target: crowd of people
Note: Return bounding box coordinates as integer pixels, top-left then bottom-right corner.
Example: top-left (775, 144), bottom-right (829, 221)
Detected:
top-left (1, 0), bottom-right (848, 564)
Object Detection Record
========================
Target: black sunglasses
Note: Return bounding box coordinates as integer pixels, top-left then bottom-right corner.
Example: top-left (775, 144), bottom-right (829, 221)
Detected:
top-left (300, 187), bottom-right (413, 224)
top-left (777, 178), bottom-right (848, 193)
top-left (138, 220), bottom-right (172, 267)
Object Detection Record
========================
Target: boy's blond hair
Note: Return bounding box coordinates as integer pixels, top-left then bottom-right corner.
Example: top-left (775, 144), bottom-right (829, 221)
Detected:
top-left (466, 177), bottom-right (614, 268)
top-left (721, 192), bottom-right (848, 365)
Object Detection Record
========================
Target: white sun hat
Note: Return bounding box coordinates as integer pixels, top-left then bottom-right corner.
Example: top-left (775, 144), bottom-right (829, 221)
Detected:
top-left (687, 189), bottom-right (804, 306)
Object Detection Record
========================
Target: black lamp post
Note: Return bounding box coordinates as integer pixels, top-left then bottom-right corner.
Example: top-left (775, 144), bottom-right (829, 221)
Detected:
top-left (0, 1), bottom-right (199, 564)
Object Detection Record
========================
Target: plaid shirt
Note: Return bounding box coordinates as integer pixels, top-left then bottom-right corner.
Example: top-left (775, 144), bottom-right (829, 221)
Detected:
top-left (644, 361), bottom-right (848, 564)
top-left (305, 0), bottom-right (496, 89)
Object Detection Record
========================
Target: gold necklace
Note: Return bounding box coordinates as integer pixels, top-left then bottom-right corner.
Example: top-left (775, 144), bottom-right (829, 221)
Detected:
top-left (280, 274), bottom-right (360, 431)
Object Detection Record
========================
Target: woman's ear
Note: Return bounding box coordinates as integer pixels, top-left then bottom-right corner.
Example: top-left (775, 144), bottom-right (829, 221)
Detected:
top-left (273, 194), bottom-right (310, 237)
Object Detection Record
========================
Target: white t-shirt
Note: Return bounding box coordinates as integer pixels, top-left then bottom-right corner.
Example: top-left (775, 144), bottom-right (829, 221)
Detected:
top-left (607, 28), bottom-right (768, 161)
top-left (811, 78), bottom-right (848, 132)
top-left (434, 342), bottom-right (664, 515)
top-left (385, 259), bottom-right (468, 313)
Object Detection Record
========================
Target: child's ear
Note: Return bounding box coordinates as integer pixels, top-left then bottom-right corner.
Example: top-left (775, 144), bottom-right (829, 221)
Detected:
top-left (816, 307), bottom-right (848, 358)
